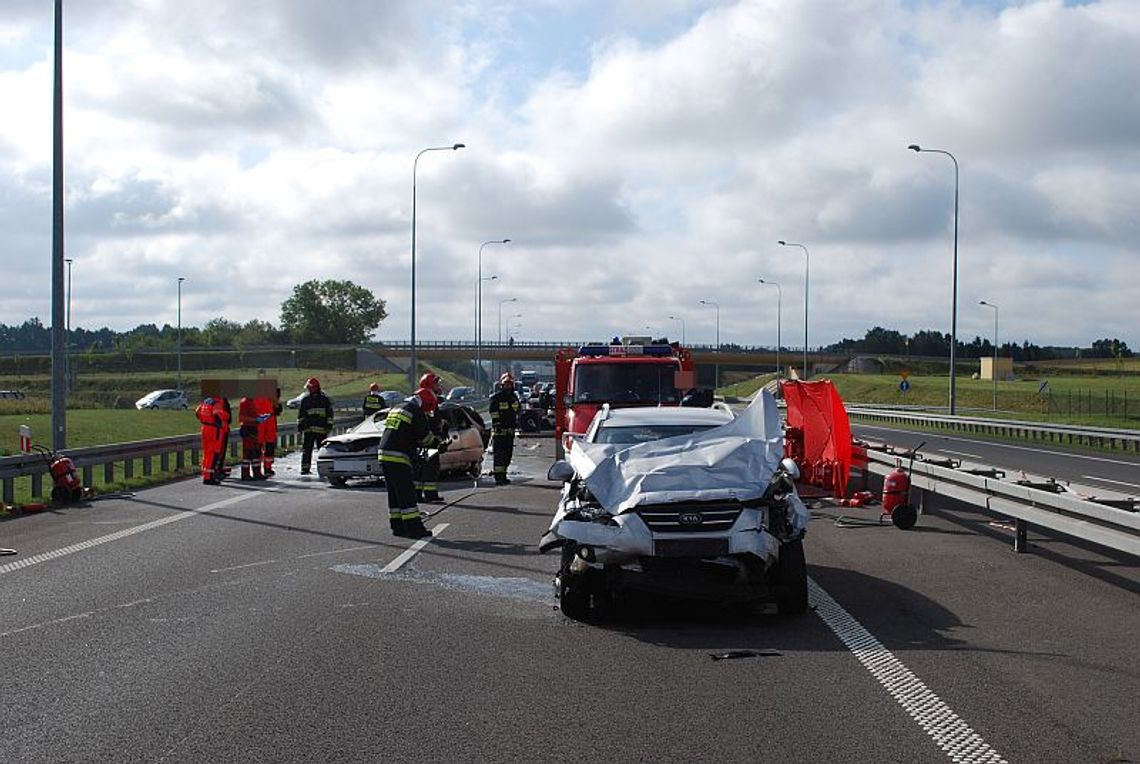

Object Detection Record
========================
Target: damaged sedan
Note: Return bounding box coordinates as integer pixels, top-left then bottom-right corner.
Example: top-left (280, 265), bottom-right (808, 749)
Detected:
top-left (539, 390), bottom-right (809, 619)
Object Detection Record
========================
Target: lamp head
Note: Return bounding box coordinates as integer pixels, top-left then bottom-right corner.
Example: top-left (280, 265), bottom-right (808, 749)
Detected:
top-left (778, 240), bottom-right (787, 246)
top-left (453, 143), bottom-right (465, 150)
top-left (908, 144), bottom-right (921, 152)
top-left (502, 238), bottom-right (511, 243)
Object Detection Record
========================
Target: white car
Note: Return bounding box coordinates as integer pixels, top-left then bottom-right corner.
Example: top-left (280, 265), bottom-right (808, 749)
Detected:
top-left (540, 393), bottom-right (808, 620)
top-left (135, 389), bottom-right (189, 410)
top-left (317, 402), bottom-right (490, 487)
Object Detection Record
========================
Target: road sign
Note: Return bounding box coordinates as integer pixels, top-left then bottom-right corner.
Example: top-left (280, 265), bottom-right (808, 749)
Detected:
top-left (899, 379), bottom-right (910, 393)
top-left (900, 370), bottom-right (911, 380)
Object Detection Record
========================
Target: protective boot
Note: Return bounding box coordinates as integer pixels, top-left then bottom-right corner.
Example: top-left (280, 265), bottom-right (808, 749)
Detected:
top-left (240, 462), bottom-right (253, 481)
top-left (423, 491), bottom-right (444, 503)
top-left (389, 516), bottom-right (406, 537)
top-left (403, 517), bottom-right (431, 539)
top-left (253, 464), bottom-right (265, 480)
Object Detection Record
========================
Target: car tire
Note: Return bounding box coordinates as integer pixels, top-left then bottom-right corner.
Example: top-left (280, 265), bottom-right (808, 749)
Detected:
top-left (775, 538), bottom-right (808, 615)
top-left (557, 545), bottom-right (592, 620)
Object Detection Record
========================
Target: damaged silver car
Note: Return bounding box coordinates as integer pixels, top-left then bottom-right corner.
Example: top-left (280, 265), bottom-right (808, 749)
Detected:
top-left (539, 390), bottom-right (809, 619)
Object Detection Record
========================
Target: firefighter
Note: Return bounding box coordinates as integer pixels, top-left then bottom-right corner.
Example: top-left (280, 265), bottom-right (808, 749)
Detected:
top-left (255, 388), bottom-right (282, 478)
top-left (488, 372), bottom-right (520, 485)
top-left (379, 387), bottom-right (443, 538)
top-left (298, 377), bottom-right (334, 475)
top-left (213, 397), bottom-right (233, 480)
top-left (238, 396), bottom-right (266, 481)
top-left (418, 371), bottom-right (444, 399)
top-left (415, 414), bottom-right (449, 503)
top-left (195, 397), bottom-right (222, 484)
top-left (362, 383), bottom-right (386, 420)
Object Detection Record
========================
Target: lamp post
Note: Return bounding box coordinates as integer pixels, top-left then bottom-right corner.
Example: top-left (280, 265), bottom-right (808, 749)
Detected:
top-left (410, 142), bottom-right (465, 388)
top-left (476, 238), bottom-right (510, 388)
top-left (909, 143), bottom-right (959, 414)
top-left (979, 300), bottom-right (998, 410)
top-left (65, 258), bottom-right (72, 398)
top-left (497, 297), bottom-right (517, 382)
top-left (777, 240), bottom-right (810, 380)
top-left (758, 278), bottom-right (781, 378)
top-left (177, 277), bottom-right (186, 392)
top-left (667, 315), bottom-right (686, 346)
top-left (699, 299), bottom-right (720, 388)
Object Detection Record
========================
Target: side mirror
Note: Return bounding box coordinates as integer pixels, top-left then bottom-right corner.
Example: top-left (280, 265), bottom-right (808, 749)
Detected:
top-left (780, 457), bottom-right (801, 480)
top-left (547, 460), bottom-right (575, 483)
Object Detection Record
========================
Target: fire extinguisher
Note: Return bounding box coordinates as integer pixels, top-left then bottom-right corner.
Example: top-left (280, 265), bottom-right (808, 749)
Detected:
top-left (31, 445), bottom-right (85, 504)
top-left (881, 442), bottom-right (923, 530)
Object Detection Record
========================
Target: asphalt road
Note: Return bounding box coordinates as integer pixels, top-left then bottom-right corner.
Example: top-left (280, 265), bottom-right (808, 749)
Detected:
top-left (1, 435), bottom-right (1137, 763)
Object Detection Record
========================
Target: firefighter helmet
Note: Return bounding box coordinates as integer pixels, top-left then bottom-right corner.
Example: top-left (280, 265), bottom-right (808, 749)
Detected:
top-left (499, 372), bottom-right (514, 388)
top-left (418, 372), bottom-right (443, 395)
top-left (369, 383), bottom-right (380, 392)
top-left (415, 387), bottom-right (438, 414)
top-left (305, 377), bottom-right (320, 391)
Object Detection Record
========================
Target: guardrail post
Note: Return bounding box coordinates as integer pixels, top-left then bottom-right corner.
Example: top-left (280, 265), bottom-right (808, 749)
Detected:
top-left (104, 462), bottom-right (114, 484)
top-left (3, 477), bottom-right (13, 505)
top-left (82, 465), bottom-right (93, 486)
top-left (143, 456), bottom-right (153, 477)
top-left (31, 473), bottom-right (42, 498)
top-left (1013, 520), bottom-right (1028, 553)
top-left (124, 458), bottom-right (134, 480)
top-left (160, 453), bottom-right (169, 472)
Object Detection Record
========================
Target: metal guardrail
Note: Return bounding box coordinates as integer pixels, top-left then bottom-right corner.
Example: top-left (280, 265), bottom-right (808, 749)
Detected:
top-left (846, 407), bottom-right (1140, 453)
top-left (858, 444), bottom-right (1140, 557)
top-left (0, 417), bottom-right (358, 506)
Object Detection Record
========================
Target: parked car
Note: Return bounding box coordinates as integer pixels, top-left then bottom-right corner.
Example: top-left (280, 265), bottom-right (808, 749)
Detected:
top-left (316, 402), bottom-right (489, 487)
top-left (285, 390), bottom-right (307, 409)
top-left (446, 386), bottom-right (477, 403)
top-left (0, 390), bottom-right (26, 400)
top-left (135, 389), bottom-right (189, 410)
top-left (377, 390), bottom-right (405, 408)
top-left (540, 391), bottom-right (808, 620)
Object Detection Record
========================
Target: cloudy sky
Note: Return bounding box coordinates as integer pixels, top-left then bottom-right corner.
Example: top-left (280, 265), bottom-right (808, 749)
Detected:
top-left (2, 0), bottom-right (1137, 350)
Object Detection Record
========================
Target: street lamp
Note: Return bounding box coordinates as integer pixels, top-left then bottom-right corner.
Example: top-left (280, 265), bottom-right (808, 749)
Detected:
top-left (909, 143), bottom-right (960, 414)
top-left (497, 297), bottom-right (517, 381)
top-left (777, 240), bottom-right (810, 380)
top-left (65, 258), bottom-right (72, 398)
top-left (476, 238), bottom-right (510, 388)
top-left (667, 315), bottom-right (686, 346)
top-left (979, 300), bottom-right (999, 410)
top-left (758, 278), bottom-right (781, 378)
top-left (410, 142), bottom-right (465, 388)
top-left (699, 299), bottom-right (720, 388)
top-left (177, 277), bottom-right (186, 392)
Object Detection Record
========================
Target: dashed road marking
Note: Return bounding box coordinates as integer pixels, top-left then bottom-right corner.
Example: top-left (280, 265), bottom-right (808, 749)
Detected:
top-left (0, 489), bottom-right (270, 577)
top-left (380, 523), bottom-right (449, 573)
top-left (810, 578), bottom-right (1007, 763)
top-left (1081, 475), bottom-right (1140, 490)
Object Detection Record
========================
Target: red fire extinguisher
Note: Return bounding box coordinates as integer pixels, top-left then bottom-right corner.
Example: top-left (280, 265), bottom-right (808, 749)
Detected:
top-left (881, 443), bottom-right (922, 529)
top-left (32, 445), bottom-right (85, 504)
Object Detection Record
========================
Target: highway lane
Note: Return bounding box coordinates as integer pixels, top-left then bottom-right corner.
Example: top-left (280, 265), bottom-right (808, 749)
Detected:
top-left (1, 439), bottom-right (1137, 763)
top-left (853, 422), bottom-right (1140, 495)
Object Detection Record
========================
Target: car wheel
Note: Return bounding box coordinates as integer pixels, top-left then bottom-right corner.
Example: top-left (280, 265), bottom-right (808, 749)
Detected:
top-left (520, 411), bottom-right (539, 433)
top-left (328, 475), bottom-right (347, 488)
top-left (775, 538), bottom-right (808, 615)
top-left (557, 545), bottom-right (592, 620)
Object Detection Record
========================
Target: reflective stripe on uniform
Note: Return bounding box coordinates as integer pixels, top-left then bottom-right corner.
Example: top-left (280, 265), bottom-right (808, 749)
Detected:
top-left (380, 450), bottom-right (412, 466)
top-left (384, 410), bottom-right (413, 429)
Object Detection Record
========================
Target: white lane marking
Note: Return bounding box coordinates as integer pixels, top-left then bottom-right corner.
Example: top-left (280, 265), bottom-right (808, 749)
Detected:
top-left (380, 523), bottom-right (449, 573)
top-left (1081, 475), bottom-right (1140, 490)
top-left (0, 489), bottom-right (270, 577)
top-left (941, 449), bottom-right (982, 459)
top-left (297, 544), bottom-right (380, 559)
top-left (810, 578), bottom-right (1007, 764)
top-left (210, 559), bottom-right (278, 573)
top-left (855, 424), bottom-right (1140, 467)
top-left (1, 596), bottom-right (153, 639)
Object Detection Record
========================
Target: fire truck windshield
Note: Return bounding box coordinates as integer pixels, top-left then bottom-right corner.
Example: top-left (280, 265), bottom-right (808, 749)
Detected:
top-left (573, 362), bottom-right (680, 404)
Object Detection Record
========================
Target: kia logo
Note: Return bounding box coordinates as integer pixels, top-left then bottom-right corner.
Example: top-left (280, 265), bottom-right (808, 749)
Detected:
top-left (679, 512), bottom-right (703, 526)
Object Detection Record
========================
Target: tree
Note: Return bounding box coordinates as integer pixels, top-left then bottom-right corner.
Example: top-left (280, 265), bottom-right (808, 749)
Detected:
top-left (279, 280), bottom-right (386, 345)
top-left (201, 318), bottom-right (243, 347)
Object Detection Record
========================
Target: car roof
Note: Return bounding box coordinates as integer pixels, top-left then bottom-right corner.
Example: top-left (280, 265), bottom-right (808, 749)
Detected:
top-left (594, 405), bottom-right (733, 428)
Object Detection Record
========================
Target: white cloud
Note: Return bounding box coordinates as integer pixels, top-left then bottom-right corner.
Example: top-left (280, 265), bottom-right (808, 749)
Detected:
top-left (0, 0), bottom-right (1136, 349)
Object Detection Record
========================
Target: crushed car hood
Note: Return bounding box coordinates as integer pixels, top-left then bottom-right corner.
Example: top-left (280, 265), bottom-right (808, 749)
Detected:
top-left (567, 390), bottom-right (785, 513)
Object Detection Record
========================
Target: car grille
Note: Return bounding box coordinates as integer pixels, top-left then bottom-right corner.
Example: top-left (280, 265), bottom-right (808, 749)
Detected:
top-left (636, 502), bottom-right (742, 533)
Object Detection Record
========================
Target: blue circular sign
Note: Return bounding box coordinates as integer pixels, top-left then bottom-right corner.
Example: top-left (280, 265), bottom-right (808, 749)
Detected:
top-left (899, 379), bottom-right (910, 392)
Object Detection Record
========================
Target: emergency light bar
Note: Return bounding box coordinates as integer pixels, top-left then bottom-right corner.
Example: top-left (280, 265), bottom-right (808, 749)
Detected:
top-left (577, 344), bottom-right (675, 357)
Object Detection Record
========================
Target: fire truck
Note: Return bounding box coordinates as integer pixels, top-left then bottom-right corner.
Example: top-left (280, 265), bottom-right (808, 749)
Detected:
top-left (553, 339), bottom-right (696, 459)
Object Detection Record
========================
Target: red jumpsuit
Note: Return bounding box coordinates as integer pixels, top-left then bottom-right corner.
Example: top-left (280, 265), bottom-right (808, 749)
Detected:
top-left (255, 393), bottom-right (280, 478)
top-left (196, 399), bottom-right (222, 484)
top-left (214, 398), bottom-right (232, 479)
top-left (238, 397), bottom-right (263, 480)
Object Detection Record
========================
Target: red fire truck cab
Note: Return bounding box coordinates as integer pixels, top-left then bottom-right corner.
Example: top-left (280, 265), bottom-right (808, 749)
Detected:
top-left (554, 340), bottom-right (696, 458)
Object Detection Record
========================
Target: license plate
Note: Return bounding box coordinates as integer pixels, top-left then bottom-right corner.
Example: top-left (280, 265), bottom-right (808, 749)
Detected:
top-left (654, 538), bottom-right (729, 558)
